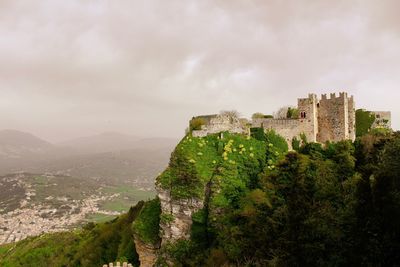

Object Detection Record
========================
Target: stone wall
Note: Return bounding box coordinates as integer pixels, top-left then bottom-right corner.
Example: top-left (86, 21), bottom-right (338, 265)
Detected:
top-left (102, 262), bottom-right (133, 267)
top-left (348, 96), bottom-right (356, 140)
top-left (255, 118), bottom-right (306, 149)
top-left (255, 92), bottom-right (356, 147)
top-left (317, 92), bottom-right (354, 143)
top-left (192, 113), bottom-right (248, 137)
top-left (297, 94), bottom-right (318, 142)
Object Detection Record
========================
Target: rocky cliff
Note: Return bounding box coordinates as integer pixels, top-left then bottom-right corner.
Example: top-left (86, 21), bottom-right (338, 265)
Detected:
top-left (132, 131), bottom-right (281, 266)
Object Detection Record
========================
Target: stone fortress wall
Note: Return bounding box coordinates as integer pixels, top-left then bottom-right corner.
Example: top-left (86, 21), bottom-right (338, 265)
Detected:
top-left (253, 118), bottom-right (303, 144)
top-left (192, 113), bottom-right (248, 137)
top-left (253, 92), bottom-right (356, 146)
top-left (191, 92), bottom-right (391, 148)
top-left (317, 92), bottom-right (355, 143)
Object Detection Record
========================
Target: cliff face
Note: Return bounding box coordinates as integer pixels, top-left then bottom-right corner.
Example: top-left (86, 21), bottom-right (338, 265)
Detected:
top-left (133, 132), bottom-right (276, 266)
top-left (133, 235), bottom-right (158, 267)
top-left (131, 199), bottom-right (161, 267)
top-left (157, 187), bottom-right (204, 244)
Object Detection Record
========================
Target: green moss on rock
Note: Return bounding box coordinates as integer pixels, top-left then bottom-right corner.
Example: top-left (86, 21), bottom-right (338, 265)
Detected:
top-left (132, 198), bottom-right (161, 245)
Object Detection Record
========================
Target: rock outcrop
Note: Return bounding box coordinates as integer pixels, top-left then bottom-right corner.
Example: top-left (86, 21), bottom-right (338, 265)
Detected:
top-left (157, 187), bottom-right (204, 244)
top-left (133, 235), bottom-right (159, 267)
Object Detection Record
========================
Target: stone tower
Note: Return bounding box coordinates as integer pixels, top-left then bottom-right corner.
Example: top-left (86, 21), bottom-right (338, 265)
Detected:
top-left (297, 94), bottom-right (318, 142)
top-left (317, 92), bottom-right (355, 143)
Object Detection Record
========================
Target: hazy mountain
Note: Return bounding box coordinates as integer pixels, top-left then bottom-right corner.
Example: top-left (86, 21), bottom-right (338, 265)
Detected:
top-left (0, 130), bottom-right (178, 182)
top-left (37, 148), bottom-right (172, 186)
top-left (0, 130), bottom-right (53, 159)
top-left (58, 132), bottom-right (141, 154)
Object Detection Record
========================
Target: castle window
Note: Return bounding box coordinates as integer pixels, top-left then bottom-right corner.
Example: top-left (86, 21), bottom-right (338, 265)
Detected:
top-left (304, 112), bottom-right (306, 118)
top-left (300, 112), bottom-right (306, 118)
top-left (317, 103), bottom-right (320, 108)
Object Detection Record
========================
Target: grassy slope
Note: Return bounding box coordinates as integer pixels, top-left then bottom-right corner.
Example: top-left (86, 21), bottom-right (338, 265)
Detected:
top-left (157, 132), bottom-right (268, 202)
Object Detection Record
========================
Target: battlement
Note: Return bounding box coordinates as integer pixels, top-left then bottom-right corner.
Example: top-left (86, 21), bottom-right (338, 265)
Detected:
top-left (320, 92), bottom-right (352, 101)
top-left (191, 92), bottom-right (364, 148)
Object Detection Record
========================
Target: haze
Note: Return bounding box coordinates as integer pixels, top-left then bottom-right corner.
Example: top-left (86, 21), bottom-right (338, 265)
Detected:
top-left (0, 0), bottom-right (399, 143)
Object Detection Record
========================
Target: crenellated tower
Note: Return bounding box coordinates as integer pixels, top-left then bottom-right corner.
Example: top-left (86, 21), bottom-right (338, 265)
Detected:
top-left (297, 93), bottom-right (318, 142)
top-left (317, 92), bottom-right (355, 143)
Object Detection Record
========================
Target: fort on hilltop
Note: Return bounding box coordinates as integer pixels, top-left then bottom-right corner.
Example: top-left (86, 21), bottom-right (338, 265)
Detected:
top-left (191, 92), bottom-right (391, 148)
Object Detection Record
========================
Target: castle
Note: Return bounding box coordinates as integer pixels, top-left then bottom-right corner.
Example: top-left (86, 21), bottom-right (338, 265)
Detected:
top-left (191, 92), bottom-right (391, 147)
top-left (253, 92), bottom-right (355, 144)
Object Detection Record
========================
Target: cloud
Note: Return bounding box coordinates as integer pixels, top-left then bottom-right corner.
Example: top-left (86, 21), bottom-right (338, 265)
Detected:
top-left (0, 0), bottom-right (399, 142)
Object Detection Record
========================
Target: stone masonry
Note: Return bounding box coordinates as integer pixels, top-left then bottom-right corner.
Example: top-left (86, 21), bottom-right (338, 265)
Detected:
top-left (192, 92), bottom-right (383, 148)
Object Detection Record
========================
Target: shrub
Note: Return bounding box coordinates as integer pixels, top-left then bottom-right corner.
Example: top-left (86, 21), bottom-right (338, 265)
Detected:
top-left (287, 107), bottom-right (299, 119)
top-left (250, 127), bottom-right (265, 141)
top-left (356, 109), bottom-right (375, 137)
top-left (132, 198), bottom-right (161, 245)
top-left (189, 117), bottom-right (206, 131)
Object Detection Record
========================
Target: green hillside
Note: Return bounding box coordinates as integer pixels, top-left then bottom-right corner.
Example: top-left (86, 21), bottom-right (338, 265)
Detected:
top-left (2, 130), bottom-right (400, 266)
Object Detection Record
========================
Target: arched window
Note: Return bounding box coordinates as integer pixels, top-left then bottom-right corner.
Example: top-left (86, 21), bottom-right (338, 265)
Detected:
top-left (303, 112), bottom-right (306, 118)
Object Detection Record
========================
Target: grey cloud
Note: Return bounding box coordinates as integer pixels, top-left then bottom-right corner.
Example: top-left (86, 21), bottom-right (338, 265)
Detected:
top-left (0, 0), bottom-right (399, 142)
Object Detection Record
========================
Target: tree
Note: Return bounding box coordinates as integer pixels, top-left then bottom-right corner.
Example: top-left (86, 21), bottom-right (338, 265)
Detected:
top-left (355, 109), bottom-right (375, 137)
top-left (189, 117), bottom-right (206, 131)
top-left (252, 112), bottom-right (265, 120)
top-left (273, 106), bottom-right (298, 119)
top-left (252, 113), bottom-right (273, 120)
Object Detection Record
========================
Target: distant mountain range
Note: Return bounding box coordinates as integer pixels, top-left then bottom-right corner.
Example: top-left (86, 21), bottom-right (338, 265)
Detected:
top-left (58, 132), bottom-right (176, 155)
top-left (0, 130), bottom-right (53, 159)
top-left (0, 129), bottom-right (178, 184)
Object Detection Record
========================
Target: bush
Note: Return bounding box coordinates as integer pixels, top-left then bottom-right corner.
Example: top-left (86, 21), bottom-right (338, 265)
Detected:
top-left (265, 129), bottom-right (288, 154)
top-left (356, 109), bottom-right (375, 137)
top-left (287, 107), bottom-right (299, 119)
top-left (250, 127), bottom-right (265, 141)
top-left (189, 117), bottom-right (206, 131)
top-left (132, 198), bottom-right (161, 245)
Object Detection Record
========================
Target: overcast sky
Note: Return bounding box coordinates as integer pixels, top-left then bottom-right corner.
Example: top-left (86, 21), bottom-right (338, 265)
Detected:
top-left (0, 0), bottom-right (399, 142)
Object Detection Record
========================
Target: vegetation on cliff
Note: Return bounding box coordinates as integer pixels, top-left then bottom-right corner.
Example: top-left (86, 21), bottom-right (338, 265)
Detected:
top-left (132, 198), bottom-right (161, 245)
top-left (2, 128), bottom-right (400, 267)
top-left (156, 129), bottom-right (400, 266)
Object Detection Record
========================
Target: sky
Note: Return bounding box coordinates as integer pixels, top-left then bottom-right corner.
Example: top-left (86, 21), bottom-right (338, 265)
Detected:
top-left (0, 0), bottom-right (399, 142)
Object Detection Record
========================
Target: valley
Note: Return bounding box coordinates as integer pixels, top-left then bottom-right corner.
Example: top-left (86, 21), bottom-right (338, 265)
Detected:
top-left (0, 173), bottom-right (155, 245)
